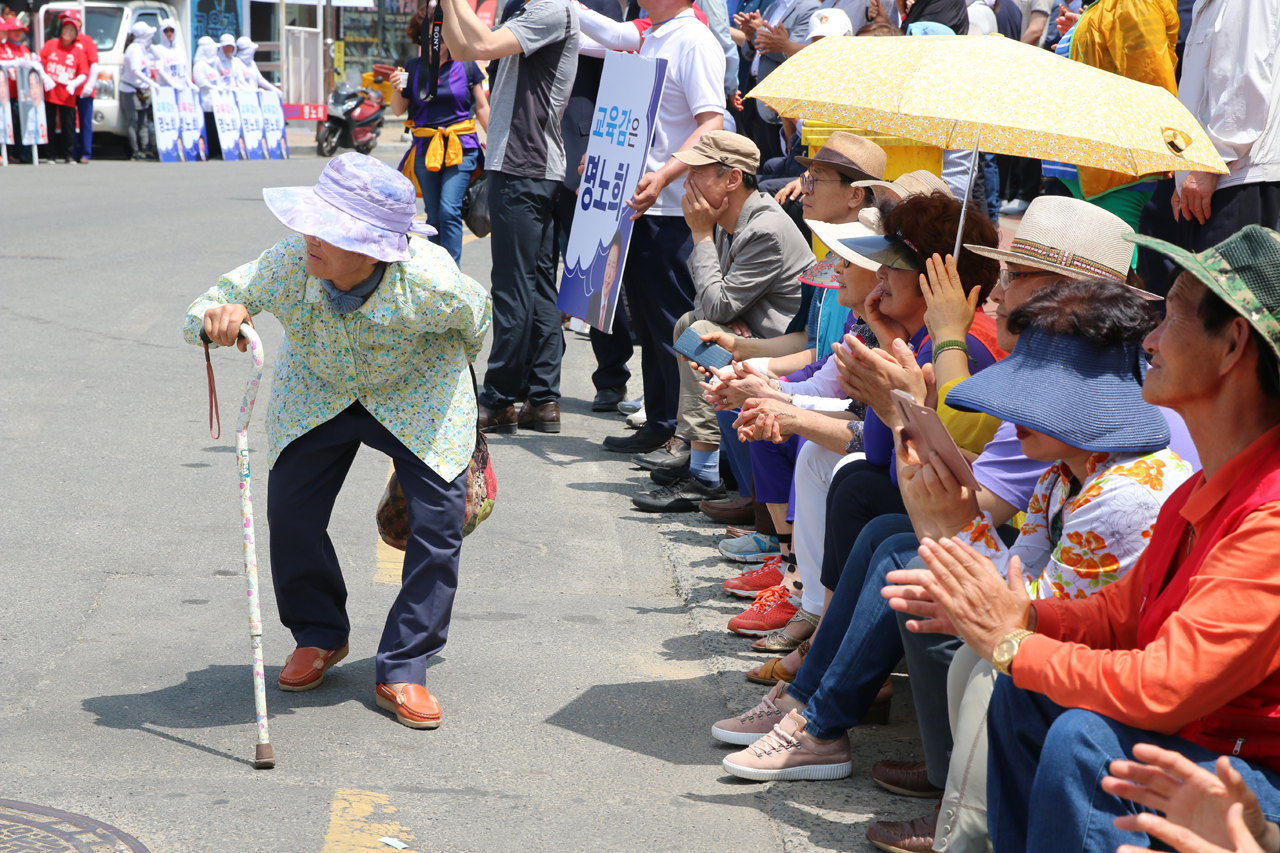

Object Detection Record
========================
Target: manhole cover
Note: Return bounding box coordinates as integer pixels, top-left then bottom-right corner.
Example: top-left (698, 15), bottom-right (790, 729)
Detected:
top-left (0, 800), bottom-right (148, 853)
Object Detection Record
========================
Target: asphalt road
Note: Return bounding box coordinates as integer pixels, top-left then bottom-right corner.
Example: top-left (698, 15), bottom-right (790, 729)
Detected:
top-left (0, 152), bottom-right (807, 853)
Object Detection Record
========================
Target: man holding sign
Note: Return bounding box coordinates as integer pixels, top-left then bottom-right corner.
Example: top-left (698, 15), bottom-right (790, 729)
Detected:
top-left (576, 0), bottom-right (727, 455)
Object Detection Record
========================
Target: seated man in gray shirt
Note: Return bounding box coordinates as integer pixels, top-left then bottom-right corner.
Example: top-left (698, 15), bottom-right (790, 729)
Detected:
top-left (632, 130), bottom-right (812, 512)
top-left (441, 0), bottom-right (579, 435)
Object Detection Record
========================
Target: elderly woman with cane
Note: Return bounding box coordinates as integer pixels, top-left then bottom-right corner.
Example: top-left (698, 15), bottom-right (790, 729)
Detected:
top-left (183, 153), bottom-right (491, 729)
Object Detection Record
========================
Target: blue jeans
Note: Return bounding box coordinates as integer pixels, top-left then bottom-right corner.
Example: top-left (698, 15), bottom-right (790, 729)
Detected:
top-left (414, 145), bottom-right (479, 264)
top-left (788, 514), bottom-right (918, 740)
top-left (988, 679), bottom-right (1280, 853)
top-left (982, 153), bottom-right (1000, 220)
top-left (717, 408), bottom-right (753, 498)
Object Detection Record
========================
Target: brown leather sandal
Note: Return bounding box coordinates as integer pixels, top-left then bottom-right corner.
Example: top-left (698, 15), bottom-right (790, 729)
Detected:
top-left (744, 638), bottom-right (810, 686)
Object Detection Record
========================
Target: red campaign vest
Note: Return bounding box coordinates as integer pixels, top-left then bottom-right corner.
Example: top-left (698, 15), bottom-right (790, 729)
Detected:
top-left (1137, 438), bottom-right (1280, 770)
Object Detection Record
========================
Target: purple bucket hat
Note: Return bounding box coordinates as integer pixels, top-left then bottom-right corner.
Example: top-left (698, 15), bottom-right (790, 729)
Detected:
top-left (262, 152), bottom-right (436, 263)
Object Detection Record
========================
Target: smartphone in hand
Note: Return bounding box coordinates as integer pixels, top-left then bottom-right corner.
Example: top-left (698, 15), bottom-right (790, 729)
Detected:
top-left (674, 326), bottom-right (734, 371)
top-left (891, 390), bottom-right (981, 492)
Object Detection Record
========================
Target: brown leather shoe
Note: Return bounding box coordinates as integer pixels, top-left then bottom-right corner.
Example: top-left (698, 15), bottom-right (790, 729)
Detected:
top-left (866, 804), bottom-right (939, 853)
top-left (872, 759), bottom-right (944, 798)
top-left (518, 400), bottom-right (561, 433)
top-left (375, 683), bottom-right (443, 729)
top-left (278, 645), bottom-right (348, 692)
top-left (700, 494), bottom-right (755, 524)
top-left (478, 404), bottom-right (518, 434)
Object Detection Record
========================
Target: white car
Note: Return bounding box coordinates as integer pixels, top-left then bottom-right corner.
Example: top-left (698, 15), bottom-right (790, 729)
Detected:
top-left (35, 0), bottom-right (182, 141)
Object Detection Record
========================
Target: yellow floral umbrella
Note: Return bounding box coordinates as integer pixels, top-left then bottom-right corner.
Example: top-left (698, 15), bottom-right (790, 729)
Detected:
top-left (751, 35), bottom-right (1227, 177)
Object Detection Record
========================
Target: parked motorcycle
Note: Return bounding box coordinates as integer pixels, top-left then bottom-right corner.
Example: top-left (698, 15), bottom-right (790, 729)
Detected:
top-left (317, 65), bottom-right (394, 157)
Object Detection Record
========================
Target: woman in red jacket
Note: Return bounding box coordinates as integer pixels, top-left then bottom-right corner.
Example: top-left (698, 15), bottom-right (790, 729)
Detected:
top-left (39, 13), bottom-right (89, 164)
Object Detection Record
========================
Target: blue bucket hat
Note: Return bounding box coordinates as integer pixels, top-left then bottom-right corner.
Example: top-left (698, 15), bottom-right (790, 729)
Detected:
top-left (946, 327), bottom-right (1170, 454)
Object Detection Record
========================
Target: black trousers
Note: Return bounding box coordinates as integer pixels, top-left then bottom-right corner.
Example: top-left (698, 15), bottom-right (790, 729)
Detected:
top-left (266, 402), bottom-right (466, 685)
top-left (480, 171), bottom-right (563, 409)
top-left (203, 111), bottom-right (222, 159)
top-left (997, 154), bottom-right (1041, 203)
top-left (1189, 181), bottom-right (1280, 251)
top-left (819, 459), bottom-right (906, 591)
top-left (45, 102), bottom-right (75, 161)
top-left (621, 214), bottom-right (696, 437)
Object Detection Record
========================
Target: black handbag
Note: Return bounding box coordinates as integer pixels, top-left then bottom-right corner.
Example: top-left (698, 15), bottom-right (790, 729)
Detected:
top-left (461, 170), bottom-right (491, 239)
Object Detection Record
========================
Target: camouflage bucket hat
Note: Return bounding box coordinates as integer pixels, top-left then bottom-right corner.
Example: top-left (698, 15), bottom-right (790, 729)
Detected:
top-left (1129, 226), bottom-right (1280, 366)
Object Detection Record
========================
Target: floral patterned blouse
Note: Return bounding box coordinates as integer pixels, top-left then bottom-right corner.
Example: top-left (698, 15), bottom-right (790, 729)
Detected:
top-left (183, 234), bottom-right (492, 480)
top-left (958, 448), bottom-right (1194, 600)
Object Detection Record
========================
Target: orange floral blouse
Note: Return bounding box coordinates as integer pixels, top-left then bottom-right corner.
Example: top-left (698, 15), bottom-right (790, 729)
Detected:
top-left (958, 449), bottom-right (1194, 600)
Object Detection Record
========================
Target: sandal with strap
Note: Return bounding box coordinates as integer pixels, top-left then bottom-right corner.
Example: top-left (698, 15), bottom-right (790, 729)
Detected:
top-left (744, 638), bottom-right (811, 686)
top-left (750, 607), bottom-right (820, 652)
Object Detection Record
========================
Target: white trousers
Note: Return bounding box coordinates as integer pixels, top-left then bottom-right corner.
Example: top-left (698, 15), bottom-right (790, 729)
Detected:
top-left (791, 441), bottom-right (863, 614)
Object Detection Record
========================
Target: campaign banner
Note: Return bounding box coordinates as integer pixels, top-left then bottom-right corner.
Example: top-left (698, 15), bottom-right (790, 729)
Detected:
top-left (556, 53), bottom-right (666, 332)
top-left (236, 90), bottom-right (268, 160)
top-left (210, 88), bottom-right (244, 159)
top-left (176, 88), bottom-right (208, 161)
top-left (152, 86), bottom-right (183, 162)
top-left (259, 90), bottom-right (289, 159)
top-left (16, 62), bottom-right (49, 149)
top-left (0, 75), bottom-right (12, 150)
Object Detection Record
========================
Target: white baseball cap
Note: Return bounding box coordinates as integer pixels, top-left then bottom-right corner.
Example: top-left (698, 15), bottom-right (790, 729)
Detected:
top-left (807, 8), bottom-right (853, 40)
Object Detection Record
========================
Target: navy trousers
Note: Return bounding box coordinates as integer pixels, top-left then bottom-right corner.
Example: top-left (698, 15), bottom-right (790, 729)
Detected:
top-left (988, 679), bottom-right (1280, 853)
top-left (589, 301), bottom-right (633, 393)
top-left (621, 214), bottom-right (695, 438)
top-left (480, 172), bottom-right (564, 409)
top-left (266, 402), bottom-right (466, 685)
top-left (73, 95), bottom-right (93, 161)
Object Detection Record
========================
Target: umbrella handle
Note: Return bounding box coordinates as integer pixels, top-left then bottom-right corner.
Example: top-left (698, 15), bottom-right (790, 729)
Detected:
top-left (233, 323), bottom-right (274, 770)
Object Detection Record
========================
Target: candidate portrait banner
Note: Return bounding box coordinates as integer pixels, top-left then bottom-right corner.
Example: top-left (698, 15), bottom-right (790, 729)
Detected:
top-left (236, 90), bottom-right (267, 161)
top-left (16, 62), bottom-right (49, 149)
top-left (152, 86), bottom-right (183, 162)
top-left (176, 88), bottom-right (208, 161)
top-left (258, 90), bottom-right (288, 160)
top-left (0, 74), bottom-right (12, 158)
top-left (556, 52), bottom-right (666, 333)
top-left (210, 88), bottom-right (244, 160)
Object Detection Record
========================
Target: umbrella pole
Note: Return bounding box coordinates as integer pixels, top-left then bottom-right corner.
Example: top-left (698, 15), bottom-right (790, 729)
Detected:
top-left (952, 136), bottom-right (982, 260)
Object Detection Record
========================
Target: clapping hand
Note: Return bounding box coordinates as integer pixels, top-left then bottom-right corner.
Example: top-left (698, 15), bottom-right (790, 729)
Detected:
top-left (700, 360), bottom-right (784, 410)
top-left (921, 253), bottom-right (979, 345)
top-left (833, 336), bottom-right (930, 424)
top-left (734, 11), bottom-right (763, 39)
top-left (1106, 745), bottom-right (1280, 853)
top-left (734, 397), bottom-right (801, 443)
top-left (754, 20), bottom-right (791, 53)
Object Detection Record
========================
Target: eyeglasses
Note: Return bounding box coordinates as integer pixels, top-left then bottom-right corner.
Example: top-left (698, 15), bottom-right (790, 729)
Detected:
top-left (801, 171), bottom-right (847, 194)
top-left (998, 269), bottom-right (1054, 288)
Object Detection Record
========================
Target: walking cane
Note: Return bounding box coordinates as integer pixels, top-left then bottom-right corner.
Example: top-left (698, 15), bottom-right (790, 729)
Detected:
top-left (200, 323), bottom-right (275, 770)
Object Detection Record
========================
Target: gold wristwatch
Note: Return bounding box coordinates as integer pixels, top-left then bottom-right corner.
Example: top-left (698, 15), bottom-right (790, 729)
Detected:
top-left (992, 629), bottom-right (1034, 677)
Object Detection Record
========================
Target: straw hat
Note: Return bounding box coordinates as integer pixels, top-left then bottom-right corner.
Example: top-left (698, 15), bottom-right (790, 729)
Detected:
top-left (795, 131), bottom-right (887, 182)
top-left (965, 196), bottom-right (1133, 283)
top-left (853, 169), bottom-right (953, 203)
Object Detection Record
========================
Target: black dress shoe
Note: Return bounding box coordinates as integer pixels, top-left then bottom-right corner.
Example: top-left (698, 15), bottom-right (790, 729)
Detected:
top-left (650, 459), bottom-right (691, 486)
top-left (602, 428), bottom-right (671, 454)
top-left (632, 437), bottom-right (692, 471)
top-left (518, 400), bottom-right (561, 433)
top-left (478, 404), bottom-right (518, 434)
top-left (631, 475), bottom-right (728, 513)
top-left (591, 386), bottom-right (628, 412)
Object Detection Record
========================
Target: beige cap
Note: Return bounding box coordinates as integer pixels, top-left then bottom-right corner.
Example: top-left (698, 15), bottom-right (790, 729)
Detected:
top-left (853, 169), bottom-right (953, 202)
top-left (673, 130), bottom-right (761, 175)
top-left (795, 131), bottom-right (887, 182)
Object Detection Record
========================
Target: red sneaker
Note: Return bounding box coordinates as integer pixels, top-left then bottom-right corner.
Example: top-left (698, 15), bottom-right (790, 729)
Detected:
top-left (728, 584), bottom-right (799, 636)
top-left (724, 556), bottom-right (785, 599)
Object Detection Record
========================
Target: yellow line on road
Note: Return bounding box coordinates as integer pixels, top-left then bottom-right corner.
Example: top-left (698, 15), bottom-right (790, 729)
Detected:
top-left (321, 789), bottom-right (417, 853)
top-left (374, 461), bottom-right (402, 586)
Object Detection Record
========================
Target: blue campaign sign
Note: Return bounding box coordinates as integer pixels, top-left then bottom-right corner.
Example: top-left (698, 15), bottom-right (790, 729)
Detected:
top-left (210, 89), bottom-right (245, 159)
top-left (556, 53), bottom-right (667, 332)
top-left (152, 87), bottom-right (183, 162)
top-left (176, 89), bottom-right (208, 161)
top-left (236, 91), bottom-right (268, 161)
top-left (259, 90), bottom-right (289, 160)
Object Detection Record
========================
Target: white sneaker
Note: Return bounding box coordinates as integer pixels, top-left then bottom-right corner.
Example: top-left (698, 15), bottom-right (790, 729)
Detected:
top-left (626, 408), bottom-right (647, 429)
top-left (718, 532), bottom-right (781, 564)
top-left (1000, 198), bottom-right (1030, 216)
top-left (617, 398), bottom-right (644, 415)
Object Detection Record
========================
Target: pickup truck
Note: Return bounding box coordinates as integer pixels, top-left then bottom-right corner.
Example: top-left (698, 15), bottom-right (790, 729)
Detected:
top-left (35, 0), bottom-right (183, 141)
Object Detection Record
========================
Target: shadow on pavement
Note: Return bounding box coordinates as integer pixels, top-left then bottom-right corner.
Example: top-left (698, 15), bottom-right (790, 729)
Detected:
top-left (544, 674), bottom-right (730, 766)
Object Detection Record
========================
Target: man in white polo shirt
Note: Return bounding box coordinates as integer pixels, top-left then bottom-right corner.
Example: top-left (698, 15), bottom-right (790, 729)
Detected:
top-left (576, 0), bottom-right (728, 456)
